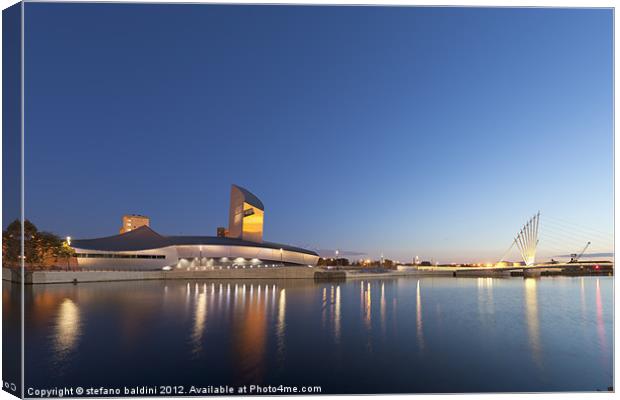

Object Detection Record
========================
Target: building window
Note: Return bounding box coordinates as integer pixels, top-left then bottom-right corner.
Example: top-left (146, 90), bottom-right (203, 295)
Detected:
top-left (74, 253), bottom-right (166, 259)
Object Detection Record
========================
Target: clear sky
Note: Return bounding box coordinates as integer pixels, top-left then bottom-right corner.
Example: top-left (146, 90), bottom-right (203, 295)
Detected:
top-left (23, 4), bottom-right (613, 263)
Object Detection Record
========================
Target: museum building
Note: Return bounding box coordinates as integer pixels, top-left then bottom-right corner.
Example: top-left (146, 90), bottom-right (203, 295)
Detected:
top-left (70, 185), bottom-right (319, 270)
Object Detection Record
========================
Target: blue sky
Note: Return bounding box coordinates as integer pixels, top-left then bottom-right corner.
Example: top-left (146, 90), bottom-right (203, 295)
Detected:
top-left (23, 5), bottom-right (613, 262)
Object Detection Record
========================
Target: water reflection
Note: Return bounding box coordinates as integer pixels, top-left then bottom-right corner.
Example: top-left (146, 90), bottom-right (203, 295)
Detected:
top-left (363, 282), bottom-right (372, 330)
top-left (232, 283), bottom-right (268, 383)
top-left (276, 289), bottom-right (286, 363)
top-left (595, 278), bottom-right (607, 355)
top-left (524, 278), bottom-right (542, 369)
top-left (322, 287), bottom-right (327, 328)
top-left (380, 283), bottom-right (386, 335)
top-left (580, 277), bottom-right (586, 320)
top-left (477, 277), bottom-right (495, 317)
top-left (23, 277), bottom-right (613, 393)
top-left (416, 280), bottom-right (424, 350)
top-left (53, 298), bottom-right (81, 362)
top-left (334, 285), bottom-right (341, 343)
top-left (190, 284), bottom-right (207, 356)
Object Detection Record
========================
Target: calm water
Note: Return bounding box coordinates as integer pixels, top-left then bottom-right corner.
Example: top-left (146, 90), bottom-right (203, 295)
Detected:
top-left (10, 276), bottom-right (614, 394)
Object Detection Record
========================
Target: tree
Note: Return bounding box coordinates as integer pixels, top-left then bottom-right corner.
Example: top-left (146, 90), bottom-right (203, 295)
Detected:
top-left (2, 219), bottom-right (39, 266)
top-left (23, 220), bottom-right (40, 266)
top-left (2, 220), bottom-right (70, 269)
top-left (2, 220), bottom-right (21, 267)
top-left (58, 241), bottom-right (76, 269)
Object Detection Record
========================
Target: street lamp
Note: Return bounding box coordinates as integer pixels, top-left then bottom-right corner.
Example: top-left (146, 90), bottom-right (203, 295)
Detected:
top-left (65, 236), bottom-right (72, 270)
top-left (335, 249), bottom-right (339, 268)
top-left (280, 248), bottom-right (283, 267)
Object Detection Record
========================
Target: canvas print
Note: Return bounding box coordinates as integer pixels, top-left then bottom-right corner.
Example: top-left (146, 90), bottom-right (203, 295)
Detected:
top-left (2, 2), bottom-right (614, 397)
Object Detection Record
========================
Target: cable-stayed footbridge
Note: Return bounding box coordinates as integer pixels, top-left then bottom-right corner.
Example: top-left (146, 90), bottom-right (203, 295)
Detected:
top-left (455, 212), bottom-right (613, 274)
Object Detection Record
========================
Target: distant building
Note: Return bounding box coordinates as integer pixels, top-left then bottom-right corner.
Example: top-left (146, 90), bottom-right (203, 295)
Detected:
top-left (120, 214), bottom-right (150, 234)
top-left (216, 227), bottom-right (228, 237)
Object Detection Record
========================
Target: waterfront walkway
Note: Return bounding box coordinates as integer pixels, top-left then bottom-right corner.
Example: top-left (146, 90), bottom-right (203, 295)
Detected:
top-left (2, 262), bottom-right (612, 285)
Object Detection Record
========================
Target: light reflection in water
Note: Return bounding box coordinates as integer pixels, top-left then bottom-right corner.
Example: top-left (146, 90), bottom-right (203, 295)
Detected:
top-left (226, 283), bottom-right (231, 309)
top-left (232, 283), bottom-right (268, 383)
top-left (477, 278), bottom-right (495, 322)
top-left (524, 278), bottom-right (542, 369)
top-left (276, 289), bottom-right (286, 362)
top-left (334, 285), bottom-right (341, 343)
top-left (360, 280), bottom-right (364, 305)
top-left (580, 278), bottom-right (586, 320)
top-left (322, 287), bottom-right (327, 328)
top-left (270, 284), bottom-right (275, 315)
top-left (185, 282), bottom-right (191, 311)
top-left (191, 284), bottom-right (207, 356)
top-left (23, 277), bottom-right (614, 392)
top-left (54, 298), bottom-right (81, 361)
top-left (595, 278), bottom-right (607, 355)
top-left (364, 282), bottom-right (372, 330)
top-left (380, 282), bottom-right (386, 334)
top-left (416, 280), bottom-right (424, 350)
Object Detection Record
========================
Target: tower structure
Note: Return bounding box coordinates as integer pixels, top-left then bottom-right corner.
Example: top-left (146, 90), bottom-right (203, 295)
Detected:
top-left (227, 184), bottom-right (264, 243)
top-left (514, 212), bottom-right (540, 266)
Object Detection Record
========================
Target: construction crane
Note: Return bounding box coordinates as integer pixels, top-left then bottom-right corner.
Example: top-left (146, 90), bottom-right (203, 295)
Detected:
top-left (569, 241), bottom-right (591, 263)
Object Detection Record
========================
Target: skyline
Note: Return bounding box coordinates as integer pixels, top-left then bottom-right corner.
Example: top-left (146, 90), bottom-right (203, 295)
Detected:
top-left (20, 4), bottom-right (613, 263)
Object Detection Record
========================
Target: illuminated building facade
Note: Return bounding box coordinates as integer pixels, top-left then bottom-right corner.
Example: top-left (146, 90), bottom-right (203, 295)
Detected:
top-left (227, 184), bottom-right (264, 243)
top-left (71, 185), bottom-right (319, 270)
top-left (120, 214), bottom-right (150, 234)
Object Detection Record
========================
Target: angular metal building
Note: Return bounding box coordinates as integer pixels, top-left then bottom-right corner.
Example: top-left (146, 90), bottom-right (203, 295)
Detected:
top-left (70, 185), bottom-right (319, 270)
top-left (227, 184), bottom-right (265, 243)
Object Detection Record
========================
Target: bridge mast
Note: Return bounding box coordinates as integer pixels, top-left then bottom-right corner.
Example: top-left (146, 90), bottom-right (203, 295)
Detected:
top-left (514, 212), bottom-right (540, 266)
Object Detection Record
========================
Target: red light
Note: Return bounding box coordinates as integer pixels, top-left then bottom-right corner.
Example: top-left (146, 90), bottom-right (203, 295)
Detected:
top-left (595, 265), bottom-right (600, 270)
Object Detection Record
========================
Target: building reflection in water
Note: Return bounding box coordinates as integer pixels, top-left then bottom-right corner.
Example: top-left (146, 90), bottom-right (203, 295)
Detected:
top-left (477, 278), bottom-right (495, 325)
top-left (276, 288), bottom-right (286, 363)
top-left (231, 283), bottom-right (269, 384)
top-left (334, 285), bottom-right (341, 343)
top-left (270, 284), bottom-right (276, 315)
top-left (54, 298), bottom-right (81, 362)
top-left (380, 282), bottom-right (386, 335)
top-left (524, 278), bottom-right (542, 369)
top-left (416, 280), bottom-right (424, 351)
top-left (322, 287), bottom-right (327, 328)
top-left (580, 277), bottom-right (586, 320)
top-left (320, 284), bottom-right (341, 343)
top-left (190, 283), bottom-right (207, 356)
top-left (595, 278), bottom-right (607, 355)
top-left (363, 282), bottom-right (371, 330)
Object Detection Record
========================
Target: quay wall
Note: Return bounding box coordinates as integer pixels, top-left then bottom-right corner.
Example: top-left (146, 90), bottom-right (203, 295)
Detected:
top-left (346, 270), bottom-right (453, 279)
top-left (5, 265), bottom-right (609, 284)
top-left (2, 266), bottom-right (316, 284)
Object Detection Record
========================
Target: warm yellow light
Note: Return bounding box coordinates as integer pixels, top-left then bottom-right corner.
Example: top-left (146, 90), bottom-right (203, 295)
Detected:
top-left (66, 236), bottom-right (71, 246)
top-left (242, 202), bottom-right (264, 241)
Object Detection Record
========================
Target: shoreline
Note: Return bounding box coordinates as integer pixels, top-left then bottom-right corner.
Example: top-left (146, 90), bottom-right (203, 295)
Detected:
top-left (2, 266), bottom-right (612, 285)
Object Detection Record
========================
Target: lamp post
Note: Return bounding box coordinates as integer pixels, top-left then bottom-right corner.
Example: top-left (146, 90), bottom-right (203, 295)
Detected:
top-left (65, 237), bottom-right (72, 271)
top-left (335, 249), bottom-right (339, 268)
top-left (280, 248), bottom-right (283, 267)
